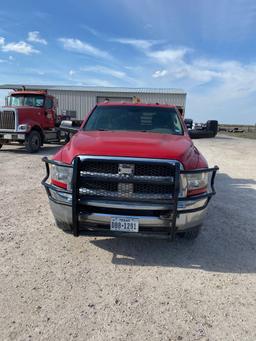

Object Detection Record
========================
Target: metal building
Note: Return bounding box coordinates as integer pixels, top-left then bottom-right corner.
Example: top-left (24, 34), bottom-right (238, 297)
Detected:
top-left (0, 84), bottom-right (186, 120)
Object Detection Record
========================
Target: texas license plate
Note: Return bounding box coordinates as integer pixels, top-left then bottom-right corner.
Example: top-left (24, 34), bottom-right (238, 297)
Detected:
top-left (110, 217), bottom-right (139, 233)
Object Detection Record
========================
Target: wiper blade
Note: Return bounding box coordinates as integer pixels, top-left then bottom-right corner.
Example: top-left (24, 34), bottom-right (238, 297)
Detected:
top-left (89, 129), bottom-right (109, 131)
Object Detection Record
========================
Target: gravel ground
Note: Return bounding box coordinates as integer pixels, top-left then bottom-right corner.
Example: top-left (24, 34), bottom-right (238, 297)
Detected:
top-left (0, 135), bottom-right (256, 341)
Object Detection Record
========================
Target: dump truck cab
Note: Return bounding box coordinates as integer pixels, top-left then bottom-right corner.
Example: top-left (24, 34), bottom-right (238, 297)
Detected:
top-left (0, 89), bottom-right (62, 152)
top-left (6, 90), bottom-right (57, 129)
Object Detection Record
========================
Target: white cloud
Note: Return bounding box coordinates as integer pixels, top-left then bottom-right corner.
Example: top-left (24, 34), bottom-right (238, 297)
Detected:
top-left (81, 25), bottom-right (101, 37)
top-left (25, 67), bottom-right (45, 76)
top-left (112, 38), bottom-right (156, 50)
top-left (71, 78), bottom-right (115, 87)
top-left (84, 78), bottom-right (115, 87)
top-left (1, 41), bottom-right (39, 55)
top-left (81, 65), bottom-right (126, 79)
top-left (0, 37), bottom-right (5, 45)
top-left (169, 63), bottom-right (220, 83)
top-left (0, 53), bottom-right (13, 63)
top-left (121, 40), bottom-right (256, 123)
top-left (152, 69), bottom-right (168, 78)
top-left (148, 48), bottom-right (189, 64)
top-left (188, 69), bottom-right (256, 124)
top-left (143, 44), bottom-right (256, 98)
top-left (27, 31), bottom-right (47, 45)
top-left (69, 70), bottom-right (75, 76)
top-left (59, 38), bottom-right (111, 59)
top-left (177, 58), bottom-right (256, 98)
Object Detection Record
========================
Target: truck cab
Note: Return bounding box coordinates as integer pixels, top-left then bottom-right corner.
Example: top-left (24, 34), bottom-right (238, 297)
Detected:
top-left (0, 90), bottom-right (61, 153)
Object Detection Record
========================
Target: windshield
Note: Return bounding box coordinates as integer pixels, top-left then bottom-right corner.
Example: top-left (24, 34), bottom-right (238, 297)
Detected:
top-left (84, 105), bottom-right (184, 135)
top-left (8, 95), bottom-right (45, 107)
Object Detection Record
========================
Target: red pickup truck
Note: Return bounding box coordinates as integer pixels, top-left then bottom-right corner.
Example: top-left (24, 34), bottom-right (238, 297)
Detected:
top-left (42, 102), bottom-right (218, 240)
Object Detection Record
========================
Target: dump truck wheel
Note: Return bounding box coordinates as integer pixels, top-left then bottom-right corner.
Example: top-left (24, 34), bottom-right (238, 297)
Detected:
top-left (189, 130), bottom-right (214, 139)
top-left (178, 226), bottom-right (201, 240)
top-left (25, 130), bottom-right (41, 153)
top-left (206, 120), bottom-right (218, 137)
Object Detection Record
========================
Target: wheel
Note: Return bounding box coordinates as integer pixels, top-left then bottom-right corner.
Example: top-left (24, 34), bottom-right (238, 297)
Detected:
top-left (178, 226), bottom-right (201, 240)
top-left (55, 219), bottom-right (72, 233)
top-left (206, 120), bottom-right (218, 137)
top-left (0, 144), bottom-right (2, 149)
top-left (189, 130), bottom-right (214, 139)
top-left (25, 130), bottom-right (42, 153)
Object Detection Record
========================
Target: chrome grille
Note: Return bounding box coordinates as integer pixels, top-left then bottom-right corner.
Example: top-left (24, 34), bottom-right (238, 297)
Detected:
top-left (0, 110), bottom-right (16, 130)
top-left (79, 158), bottom-right (176, 202)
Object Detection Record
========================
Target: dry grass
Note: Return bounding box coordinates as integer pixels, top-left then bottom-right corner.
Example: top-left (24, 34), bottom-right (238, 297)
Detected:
top-left (219, 131), bottom-right (256, 139)
top-left (219, 124), bottom-right (256, 139)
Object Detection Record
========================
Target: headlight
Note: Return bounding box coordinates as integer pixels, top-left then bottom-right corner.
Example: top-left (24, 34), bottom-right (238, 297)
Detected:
top-left (51, 164), bottom-right (73, 190)
top-left (17, 124), bottom-right (31, 132)
top-left (186, 172), bottom-right (209, 196)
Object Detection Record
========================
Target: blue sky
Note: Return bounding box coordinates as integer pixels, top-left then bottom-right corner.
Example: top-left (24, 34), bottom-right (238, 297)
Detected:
top-left (0, 0), bottom-right (256, 124)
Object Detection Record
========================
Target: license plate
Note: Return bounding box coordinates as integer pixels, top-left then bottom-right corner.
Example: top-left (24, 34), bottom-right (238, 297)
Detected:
top-left (110, 217), bottom-right (139, 233)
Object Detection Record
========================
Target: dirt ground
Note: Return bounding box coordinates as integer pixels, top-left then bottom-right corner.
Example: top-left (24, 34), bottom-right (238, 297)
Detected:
top-left (0, 135), bottom-right (256, 341)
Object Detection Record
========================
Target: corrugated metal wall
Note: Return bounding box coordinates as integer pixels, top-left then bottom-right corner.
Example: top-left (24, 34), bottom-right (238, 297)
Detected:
top-left (48, 90), bottom-right (186, 120)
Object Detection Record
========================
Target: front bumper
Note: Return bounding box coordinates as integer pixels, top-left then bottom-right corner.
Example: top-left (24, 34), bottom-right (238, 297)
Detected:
top-left (42, 157), bottom-right (218, 238)
top-left (48, 196), bottom-right (208, 235)
top-left (0, 131), bottom-right (26, 142)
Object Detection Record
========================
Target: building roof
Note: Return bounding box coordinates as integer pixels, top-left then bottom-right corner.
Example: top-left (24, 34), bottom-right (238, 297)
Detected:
top-left (0, 84), bottom-right (186, 95)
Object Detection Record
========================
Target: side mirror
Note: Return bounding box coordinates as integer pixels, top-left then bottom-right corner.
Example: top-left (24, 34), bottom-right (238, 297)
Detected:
top-left (59, 120), bottom-right (80, 134)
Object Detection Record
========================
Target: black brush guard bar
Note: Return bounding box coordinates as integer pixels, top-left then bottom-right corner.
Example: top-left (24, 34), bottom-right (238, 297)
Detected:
top-left (42, 156), bottom-right (218, 238)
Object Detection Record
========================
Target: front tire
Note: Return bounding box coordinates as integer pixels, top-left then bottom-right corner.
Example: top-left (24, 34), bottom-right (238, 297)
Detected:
top-left (0, 144), bottom-right (2, 149)
top-left (25, 130), bottom-right (42, 153)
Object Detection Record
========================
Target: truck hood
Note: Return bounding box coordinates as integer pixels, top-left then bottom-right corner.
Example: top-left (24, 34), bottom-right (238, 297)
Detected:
top-left (56, 131), bottom-right (201, 169)
top-left (4, 106), bottom-right (45, 126)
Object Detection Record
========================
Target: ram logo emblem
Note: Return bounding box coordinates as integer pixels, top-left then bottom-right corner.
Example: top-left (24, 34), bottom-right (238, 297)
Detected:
top-left (118, 164), bottom-right (135, 177)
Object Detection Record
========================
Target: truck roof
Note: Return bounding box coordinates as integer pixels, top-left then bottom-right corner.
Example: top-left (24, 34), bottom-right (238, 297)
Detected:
top-left (97, 102), bottom-right (177, 108)
top-left (10, 90), bottom-right (47, 96)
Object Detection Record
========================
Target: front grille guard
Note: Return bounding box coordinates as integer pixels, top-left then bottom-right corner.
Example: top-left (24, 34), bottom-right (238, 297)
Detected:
top-left (42, 156), bottom-right (219, 238)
